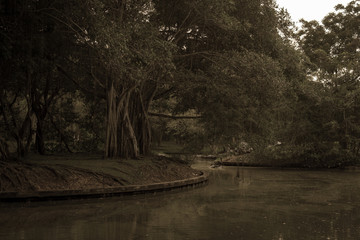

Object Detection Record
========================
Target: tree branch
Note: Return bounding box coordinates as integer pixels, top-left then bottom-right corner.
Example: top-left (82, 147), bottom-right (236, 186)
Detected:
top-left (90, 67), bottom-right (105, 89)
top-left (48, 111), bottom-right (73, 153)
top-left (56, 65), bottom-right (106, 99)
top-left (153, 87), bottom-right (174, 100)
top-left (149, 112), bottom-right (202, 119)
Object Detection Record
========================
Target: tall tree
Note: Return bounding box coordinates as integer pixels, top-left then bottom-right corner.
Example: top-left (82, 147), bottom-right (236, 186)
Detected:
top-left (1, 0), bottom-right (81, 156)
top-left (152, 0), bottom-right (298, 149)
top-left (53, 0), bottom-right (175, 158)
top-left (297, 0), bottom-right (360, 164)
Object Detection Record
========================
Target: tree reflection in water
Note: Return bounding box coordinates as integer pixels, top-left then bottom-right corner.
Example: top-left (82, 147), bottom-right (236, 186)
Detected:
top-left (1, 163), bottom-right (360, 240)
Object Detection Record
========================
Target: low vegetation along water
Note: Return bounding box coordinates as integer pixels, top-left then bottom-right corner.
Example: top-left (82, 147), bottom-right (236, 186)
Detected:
top-left (1, 161), bottom-right (360, 240)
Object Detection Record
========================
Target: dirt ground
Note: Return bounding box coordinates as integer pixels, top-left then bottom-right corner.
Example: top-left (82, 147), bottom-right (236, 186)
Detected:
top-left (0, 154), bottom-right (202, 192)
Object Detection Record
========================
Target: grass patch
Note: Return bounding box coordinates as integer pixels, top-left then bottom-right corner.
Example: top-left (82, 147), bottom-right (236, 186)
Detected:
top-left (22, 151), bottom-right (201, 187)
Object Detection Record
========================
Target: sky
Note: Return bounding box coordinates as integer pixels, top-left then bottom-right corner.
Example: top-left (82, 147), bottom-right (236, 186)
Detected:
top-left (276, 0), bottom-right (352, 23)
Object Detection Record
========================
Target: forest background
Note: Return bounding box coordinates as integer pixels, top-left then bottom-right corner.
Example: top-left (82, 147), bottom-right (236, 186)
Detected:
top-left (1, 0), bottom-right (359, 168)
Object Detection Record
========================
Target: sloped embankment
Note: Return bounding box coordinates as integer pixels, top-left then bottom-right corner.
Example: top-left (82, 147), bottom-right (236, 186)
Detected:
top-left (0, 157), bottom-right (202, 193)
top-left (0, 161), bottom-right (125, 192)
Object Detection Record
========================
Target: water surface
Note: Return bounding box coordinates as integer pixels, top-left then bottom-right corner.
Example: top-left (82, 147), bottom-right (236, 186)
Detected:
top-left (1, 161), bottom-right (360, 240)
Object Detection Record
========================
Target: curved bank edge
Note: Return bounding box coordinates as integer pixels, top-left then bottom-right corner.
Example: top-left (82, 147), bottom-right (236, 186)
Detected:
top-left (0, 172), bottom-right (209, 202)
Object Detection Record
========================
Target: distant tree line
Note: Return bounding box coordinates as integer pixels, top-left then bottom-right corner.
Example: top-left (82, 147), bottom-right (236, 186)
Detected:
top-left (0, 0), bottom-right (359, 167)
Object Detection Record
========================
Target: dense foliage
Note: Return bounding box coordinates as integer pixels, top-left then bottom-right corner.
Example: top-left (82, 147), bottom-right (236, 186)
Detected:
top-left (262, 0), bottom-right (360, 167)
top-left (0, 0), bottom-right (359, 167)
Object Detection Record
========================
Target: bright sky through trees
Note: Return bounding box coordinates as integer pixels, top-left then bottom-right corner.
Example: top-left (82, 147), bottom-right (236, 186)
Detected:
top-left (276, 0), bottom-right (352, 23)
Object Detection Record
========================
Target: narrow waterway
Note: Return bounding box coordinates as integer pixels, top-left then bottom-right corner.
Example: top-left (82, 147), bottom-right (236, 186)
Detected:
top-left (1, 161), bottom-right (360, 240)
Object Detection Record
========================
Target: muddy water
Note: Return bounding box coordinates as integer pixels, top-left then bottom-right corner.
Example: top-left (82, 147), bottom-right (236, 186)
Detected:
top-left (1, 161), bottom-right (360, 240)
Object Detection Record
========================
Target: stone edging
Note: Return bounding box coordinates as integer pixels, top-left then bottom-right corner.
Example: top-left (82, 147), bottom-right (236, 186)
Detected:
top-left (0, 172), bottom-right (209, 202)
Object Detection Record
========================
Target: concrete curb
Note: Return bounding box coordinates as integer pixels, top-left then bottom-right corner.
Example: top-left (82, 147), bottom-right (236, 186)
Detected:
top-left (0, 172), bottom-right (209, 202)
top-left (221, 162), bottom-right (260, 166)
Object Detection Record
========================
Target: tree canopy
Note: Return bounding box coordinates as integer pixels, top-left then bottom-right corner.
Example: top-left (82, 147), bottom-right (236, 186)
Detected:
top-left (1, 0), bottom-right (359, 167)
top-left (266, 0), bottom-right (360, 167)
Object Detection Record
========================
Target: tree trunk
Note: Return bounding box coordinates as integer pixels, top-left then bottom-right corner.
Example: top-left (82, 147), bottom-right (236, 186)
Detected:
top-left (105, 82), bottom-right (120, 157)
top-left (48, 112), bottom-right (73, 153)
top-left (16, 111), bottom-right (33, 158)
top-left (0, 137), bottom-right (10, 161)
top-left (104, 81), bottom-right (155, 159)
top-left (135, 90), bottom-right (153, 155)
top-left (124, 91), bottom-right (140, 158)
top-left (35, 118), bottom-right (46, 155)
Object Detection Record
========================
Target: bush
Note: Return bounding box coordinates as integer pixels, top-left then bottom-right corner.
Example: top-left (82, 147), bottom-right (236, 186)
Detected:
top-left (258, 142), bottom-right (357, 168)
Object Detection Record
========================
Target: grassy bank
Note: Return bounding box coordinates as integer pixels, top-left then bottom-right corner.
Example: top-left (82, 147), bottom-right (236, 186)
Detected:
top-left (0, 152), bottom-right (201, 193)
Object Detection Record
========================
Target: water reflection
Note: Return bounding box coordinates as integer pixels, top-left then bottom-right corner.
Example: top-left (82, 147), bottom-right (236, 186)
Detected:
top-left (1, 162), bottom-right (360, 240)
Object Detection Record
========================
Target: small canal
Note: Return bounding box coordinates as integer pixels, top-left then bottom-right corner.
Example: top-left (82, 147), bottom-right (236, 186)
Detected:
top-left (1, 161), bottom-right (360, 240)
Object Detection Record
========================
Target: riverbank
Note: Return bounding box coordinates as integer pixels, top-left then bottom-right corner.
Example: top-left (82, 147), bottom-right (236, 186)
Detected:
top-left (0, 153), bottom-right (204, 197)
top-left (213, 152), bottom-right (359, 169)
